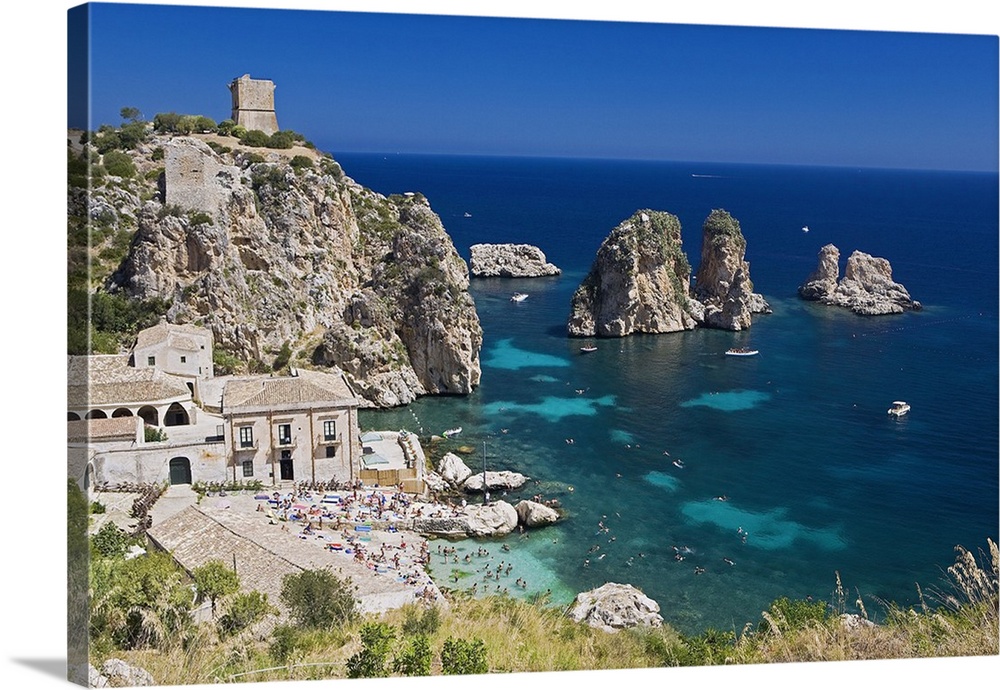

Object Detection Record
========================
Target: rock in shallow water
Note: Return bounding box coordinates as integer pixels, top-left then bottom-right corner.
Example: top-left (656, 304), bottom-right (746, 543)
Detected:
top-left (567, 582), bottom-right (663, 632)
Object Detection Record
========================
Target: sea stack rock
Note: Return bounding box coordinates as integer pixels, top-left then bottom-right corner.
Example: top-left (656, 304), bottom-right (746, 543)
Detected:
top-left (798, 244), bottom-right (921, 315)
top-left (693, 209), bottom-right (771, 330)
top-left (798, 243), bottom-right (841, 300)
top-left (567, 583), bottom-right (663, 633)
top-left (567, 210), bottom-right (697, 337)
top-left (469, 243), bottom-right (561, 277)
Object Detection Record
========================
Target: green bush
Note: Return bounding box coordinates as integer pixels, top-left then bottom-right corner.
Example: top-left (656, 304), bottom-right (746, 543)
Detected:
top-left (279, 569), bottom-right (358, 629)
top-left (392, 634), bottom-right (432, 676)
top-left (151, 147), bottom-right (164, 161)
top-left (272, 340), bottom-right (292, 371)
top-left (91, 521), bottom-right (130, 559)
top-left (90, 501), bottom-right (106, 514)
top-left (144, 426), bottom-right (168, 442)
top-left (102, 150), bottom-right (136, 178)
top-left (267, 131), bottom-right (295, 149)
top-left (212, 347), bottom-right (242, 375)
top-left (89, 550), bottom-right (193, 650)
top-left (192, 560), bottom-right (239, 616)
top-left (758, 596), bottom-right (829, 633)
top-left (188, 211), bottom-right (213, 226)
top-left (153, 112), bottom-right (182, 133)
top-left (217, 119), bottom-right (236, 136)
top-left (239, 129), bottom-right (270, 147)
top-left (218, 591), bottom-right (273, 637)
top-left (346, 623), bottom-right (395, 678)
top-left (289, 155), bottom-right (313, 172)
top-left (440, 637), bottom-right (488, 675)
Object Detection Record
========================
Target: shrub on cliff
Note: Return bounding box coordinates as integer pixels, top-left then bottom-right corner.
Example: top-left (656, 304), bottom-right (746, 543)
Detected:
top-left (103, 150), bottom-right (136, 178)
top-left (280, 569), bottom-right (358, 629)
top-left (239, 129), bottom-right (270, 147)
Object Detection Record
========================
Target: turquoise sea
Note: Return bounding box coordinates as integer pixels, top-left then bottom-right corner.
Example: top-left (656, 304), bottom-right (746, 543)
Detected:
top-left (336, 153), bottom-right (998, 634)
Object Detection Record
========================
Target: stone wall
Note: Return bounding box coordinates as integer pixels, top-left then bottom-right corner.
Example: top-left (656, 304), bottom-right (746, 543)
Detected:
top-left (164, 138), bottom-right (240, 218)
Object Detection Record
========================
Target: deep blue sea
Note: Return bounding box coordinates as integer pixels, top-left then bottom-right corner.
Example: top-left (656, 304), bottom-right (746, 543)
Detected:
top-left (336, 152), bottom-right (998, 635)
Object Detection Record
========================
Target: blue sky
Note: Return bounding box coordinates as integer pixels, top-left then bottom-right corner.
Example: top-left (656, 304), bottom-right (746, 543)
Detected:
top-left (74, 2), bottom-right (998, 171)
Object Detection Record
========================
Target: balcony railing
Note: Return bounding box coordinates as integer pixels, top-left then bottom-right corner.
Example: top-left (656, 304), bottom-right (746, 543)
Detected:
top-left (317, 432), bottom-right (342, 446)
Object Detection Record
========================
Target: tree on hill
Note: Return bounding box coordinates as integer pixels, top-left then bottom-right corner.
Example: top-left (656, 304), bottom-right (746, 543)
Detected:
top-left (192, 560), bottom-right (239, 616)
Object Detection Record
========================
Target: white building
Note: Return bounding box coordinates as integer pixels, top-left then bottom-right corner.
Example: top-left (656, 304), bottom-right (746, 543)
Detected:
top-left (222, 368), bottom-right (362, 486)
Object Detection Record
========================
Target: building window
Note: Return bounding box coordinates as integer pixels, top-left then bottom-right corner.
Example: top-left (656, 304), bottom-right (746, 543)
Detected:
top-left (323, 420), bottom-right (336, 442)
top-left (180, 356), bottom-right (187, 363)
top-left (278, 423), bottom-right (292, 445)
top-left (147, 356), bottom-right (155, 366)
top-left (242, 460), bottom-right (254, 477)
top-left (239, 425), bottom-right (254, 448)
top-left (325, 445), bottom-right (336, 458)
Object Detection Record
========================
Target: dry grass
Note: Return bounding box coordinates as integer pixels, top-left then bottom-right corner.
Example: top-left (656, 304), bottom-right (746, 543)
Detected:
top-left (733, 540), bottom-right (998, 664)
top-left (101, 540), bottom-right (998, 683)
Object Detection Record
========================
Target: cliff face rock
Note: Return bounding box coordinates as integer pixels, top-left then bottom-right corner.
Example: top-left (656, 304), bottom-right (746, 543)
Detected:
top-left (567, 210), bottom-right (698, 337)
top-left (469, 243), bottom-right (561, 277)
top-left (693, 209), bottom-right (771, 330)
top-left (566, 583), bottom-right (663, 633)
top-left (108, 135), bottom-right (481, 406)
top-left (798, 244), bottom-right (921, 315)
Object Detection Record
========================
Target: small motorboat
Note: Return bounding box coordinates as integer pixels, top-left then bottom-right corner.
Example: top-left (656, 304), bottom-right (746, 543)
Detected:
top-left (725, 348), bottom-right (759, 356)
top-left (442, 427), bottom-right (462, 438)
top-left (580, 345), bottom-right (598, 353)
top-left (511, 293), bottom-right (528, 302)
top-left (887, 401), bottom-right (910, 417)
top-left (802, 225), bottom-right (810, 233)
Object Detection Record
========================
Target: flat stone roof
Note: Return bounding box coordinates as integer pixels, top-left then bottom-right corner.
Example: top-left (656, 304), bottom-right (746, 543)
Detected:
top-left (67, 416), bottom-right (138, 442)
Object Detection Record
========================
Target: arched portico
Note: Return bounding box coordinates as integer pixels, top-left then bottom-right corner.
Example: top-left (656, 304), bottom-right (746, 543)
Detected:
top-left (138, 406), bottom-right (159, 426)
top-left (164, 402), bottom-right (190, 427)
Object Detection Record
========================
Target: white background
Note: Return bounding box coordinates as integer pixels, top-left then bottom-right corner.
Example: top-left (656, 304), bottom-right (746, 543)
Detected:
top-left (1, 1), bottom-right (996, 688)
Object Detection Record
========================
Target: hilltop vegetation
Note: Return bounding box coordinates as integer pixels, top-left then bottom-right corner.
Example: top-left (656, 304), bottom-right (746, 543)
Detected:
top-left (67, 109), bottom-right (481, 406)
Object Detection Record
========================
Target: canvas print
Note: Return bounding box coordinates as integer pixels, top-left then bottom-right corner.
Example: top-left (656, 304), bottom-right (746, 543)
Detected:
top-left (67, 2), bottom-right (999, 687)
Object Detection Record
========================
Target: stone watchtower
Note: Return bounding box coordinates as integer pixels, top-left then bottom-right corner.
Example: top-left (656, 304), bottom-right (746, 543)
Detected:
top-left (229, 74), bottom-right (279, 134)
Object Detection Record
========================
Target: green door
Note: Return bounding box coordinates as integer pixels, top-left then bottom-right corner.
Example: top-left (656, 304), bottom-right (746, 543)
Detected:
top-left (169, 457), bottom-right (192, 485)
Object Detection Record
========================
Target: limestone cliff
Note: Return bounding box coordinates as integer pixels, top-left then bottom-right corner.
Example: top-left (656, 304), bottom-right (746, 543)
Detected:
top-left (567, 210), bottom-right (697, 337)
top-left (105, 135), bottom-right (481, 406)
top-left (798, 244), bottom-right (921, 315)
top-left (469, 243), bottom-right (561, 277)
top-left (693, 209), bottom-right (771, 330)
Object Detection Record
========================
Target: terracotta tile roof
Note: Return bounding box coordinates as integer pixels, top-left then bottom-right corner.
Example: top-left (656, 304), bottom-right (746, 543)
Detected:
top-left (223, 369), bottom-right (357, 412)
top-left (67, 355), bottom-right (191, 407)
top-left (67, 416), bottom-right (139, 442)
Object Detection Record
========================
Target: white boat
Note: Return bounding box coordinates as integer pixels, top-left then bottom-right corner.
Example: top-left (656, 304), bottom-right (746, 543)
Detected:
top-left (580, 345), bottom-right (597, 353)
top-left (887, 401), bottom-right (910, 417)
top-left (511, 293), bottom-right (528, 302)
top-left (802, 225), bottom-right (810, 232)
top-left (725, 348), bottom-right (759, 356)
top-left (442, 427), bottom-right (462, 438)
top-left (463, 212), bottom-right (472, 218)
